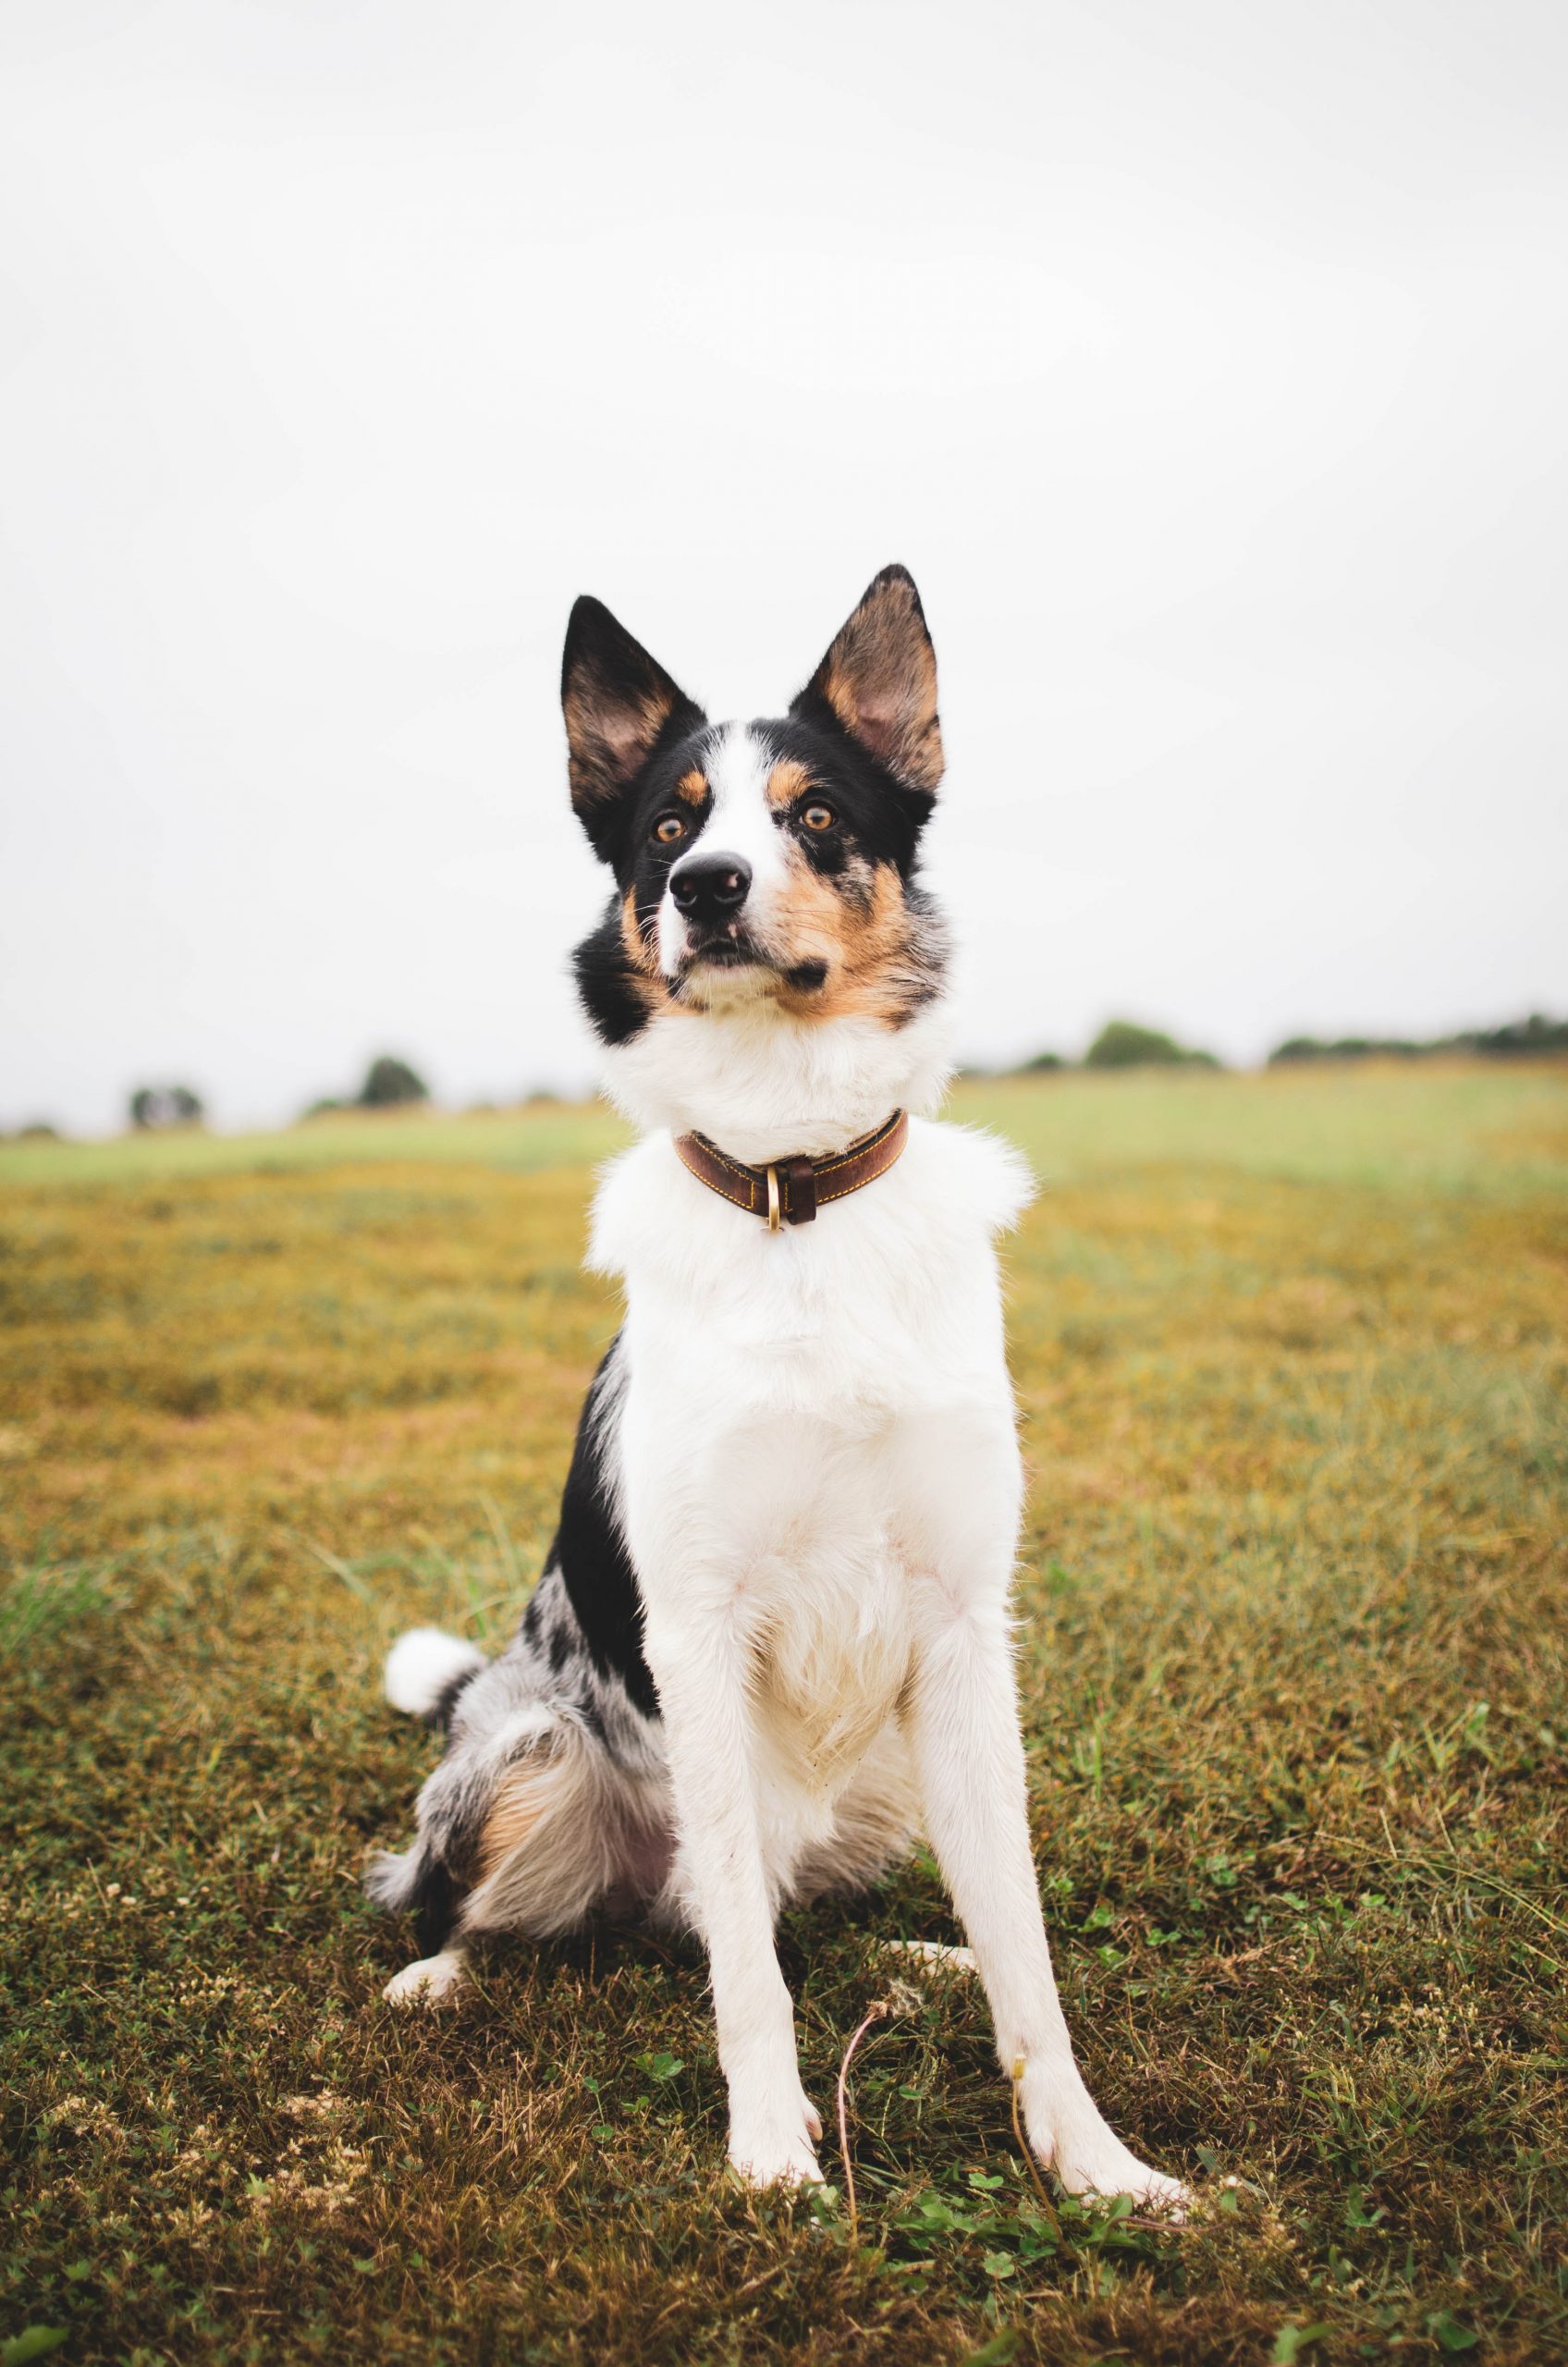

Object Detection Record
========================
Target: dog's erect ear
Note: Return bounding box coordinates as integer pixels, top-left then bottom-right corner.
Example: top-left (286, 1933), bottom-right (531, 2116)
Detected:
top-left (793, 563), bottom-right (944, 795)
top-left (561, 596), bottom-right (702, 857)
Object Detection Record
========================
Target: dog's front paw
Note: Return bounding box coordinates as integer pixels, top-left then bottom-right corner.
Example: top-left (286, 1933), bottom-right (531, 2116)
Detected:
top-left (729, 2133), bottom-right (824, 2188)
top-left (1024, 2075), bottom-right (1187, 2216)
top-left (1052, 2132), bottom-right (1188, 2217)
top-left (728, 2095), bottom-right (824, 2189)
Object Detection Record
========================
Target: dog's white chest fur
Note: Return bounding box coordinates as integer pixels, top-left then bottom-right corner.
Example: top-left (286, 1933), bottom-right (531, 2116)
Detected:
top-left (591, 1108), bottom-right (1032, 1809)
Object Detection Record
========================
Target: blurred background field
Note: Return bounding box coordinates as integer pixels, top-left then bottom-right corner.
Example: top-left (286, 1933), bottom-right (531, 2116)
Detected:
top-left (6, 1057), bottom-right (1567, 1196)
top-left (4, 1062), bottom-right (1566, 2365)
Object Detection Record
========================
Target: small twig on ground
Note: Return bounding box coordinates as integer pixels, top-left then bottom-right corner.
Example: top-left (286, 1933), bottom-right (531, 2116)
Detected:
top-left (836, 1999), bottom-right (891, 2242)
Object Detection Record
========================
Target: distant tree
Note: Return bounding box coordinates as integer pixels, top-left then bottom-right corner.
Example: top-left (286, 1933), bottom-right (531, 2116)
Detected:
top-left (358, 1055), bottom-right (429, 1109)
top-left (129, 1084), bottom-right (205, 1130)
top-left (1084, 1020), bottom-right (1218, 1071)
top-left (1018, 1049), bottom-right (1066, 1073)
top-left (300, 1097), bottom-right (347, 1121)
top-left (1474, 1012), bottom-right (1568, 1057)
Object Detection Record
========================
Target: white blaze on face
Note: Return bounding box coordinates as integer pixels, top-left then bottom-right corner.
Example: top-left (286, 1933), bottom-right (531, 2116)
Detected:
top-left (656, 722), bottom-right (790, 976)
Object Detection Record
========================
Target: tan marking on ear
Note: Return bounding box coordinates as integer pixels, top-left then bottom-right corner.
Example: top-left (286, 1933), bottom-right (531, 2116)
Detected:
top-left (564, 679), bottom-right (681, 821)
top-left (810, 571), bottom-right (944, 793)
top-left (766, 757), bottom-right (815, 812)
top-left (674, 768), bottom-right (709, 807)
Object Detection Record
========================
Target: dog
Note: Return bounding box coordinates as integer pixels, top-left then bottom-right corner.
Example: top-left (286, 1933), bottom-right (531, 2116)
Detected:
top-left (368, 565), bottom-right (1184, 2207)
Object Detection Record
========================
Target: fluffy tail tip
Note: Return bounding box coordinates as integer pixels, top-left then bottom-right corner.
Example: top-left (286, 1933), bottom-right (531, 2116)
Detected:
top-left (384, 1626), bottom-right (486, 1719)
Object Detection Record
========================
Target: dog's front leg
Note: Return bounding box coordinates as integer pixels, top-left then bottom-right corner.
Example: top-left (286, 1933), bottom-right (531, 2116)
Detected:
top-left (644, 1616), bottom-right (823, 2187)
top-left (906, 1577), bottom-right (1186, 2211)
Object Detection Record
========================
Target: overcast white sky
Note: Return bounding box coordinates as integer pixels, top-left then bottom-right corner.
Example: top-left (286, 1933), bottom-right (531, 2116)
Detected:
top-left (3, 0), bottom-right (1565, 1133)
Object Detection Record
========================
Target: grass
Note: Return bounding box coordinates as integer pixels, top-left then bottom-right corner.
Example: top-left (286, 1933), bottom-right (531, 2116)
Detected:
top-left (0, 1101), bottom-right (629, 1190)
top-left (3, 1061), bottom-right (1565, 2364)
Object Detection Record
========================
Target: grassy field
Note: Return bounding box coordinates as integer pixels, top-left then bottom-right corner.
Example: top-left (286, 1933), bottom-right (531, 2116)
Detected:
top-left (3, 1063), bottom-right (1565, 2365)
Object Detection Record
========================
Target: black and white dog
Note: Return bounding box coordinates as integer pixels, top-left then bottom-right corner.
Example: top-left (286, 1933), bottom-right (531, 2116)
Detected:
top-left (369, 567), bottom-right (1183, 2207)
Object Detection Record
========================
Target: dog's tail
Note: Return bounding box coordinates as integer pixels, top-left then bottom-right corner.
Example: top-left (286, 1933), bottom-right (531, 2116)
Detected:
top-left (383, 1626), bottom-right (486, 1723)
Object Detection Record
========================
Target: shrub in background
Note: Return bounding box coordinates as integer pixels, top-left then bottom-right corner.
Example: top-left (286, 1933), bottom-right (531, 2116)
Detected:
top-left (358, 1055), bottom-right (429, 1109)
top-left (129, 1084), bottom-right (204, 1130)
top-left (1084, 1019), bottom-right (1219, 1071)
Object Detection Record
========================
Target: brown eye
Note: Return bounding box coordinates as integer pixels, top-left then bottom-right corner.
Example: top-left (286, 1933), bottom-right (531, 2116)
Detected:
top-left (653, 814), bottom-right (686, 845)
top-left (802, 802), bottom-right (836, 832)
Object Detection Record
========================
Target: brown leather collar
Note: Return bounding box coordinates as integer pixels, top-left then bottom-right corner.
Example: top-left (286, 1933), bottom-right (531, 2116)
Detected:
top-left (674, 1110), bottom-right (908, 1230)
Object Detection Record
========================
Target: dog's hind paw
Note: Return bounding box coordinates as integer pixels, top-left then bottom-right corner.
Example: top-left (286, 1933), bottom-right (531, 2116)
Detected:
top-left (382, 1947), bottom-right (467, 2007)
top-left (884, 1937), bottom-right (977, 1975)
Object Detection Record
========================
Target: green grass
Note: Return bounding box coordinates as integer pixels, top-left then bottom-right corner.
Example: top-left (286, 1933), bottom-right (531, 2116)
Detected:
top-left (3, 1064), bottom-right (1566, 2363)
top-left (0, 1102), bottom-right (631, 1189)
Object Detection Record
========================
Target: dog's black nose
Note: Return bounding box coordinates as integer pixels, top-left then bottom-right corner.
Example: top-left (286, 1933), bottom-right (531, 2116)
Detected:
top-left (669, 852), bottom-right (752, 923)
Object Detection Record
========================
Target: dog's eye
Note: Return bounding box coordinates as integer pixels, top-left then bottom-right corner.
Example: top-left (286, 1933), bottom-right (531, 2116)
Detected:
top-left (801, 803), bottom-right (836, 832)
top-left (652, 814), bottom-right (687, 845)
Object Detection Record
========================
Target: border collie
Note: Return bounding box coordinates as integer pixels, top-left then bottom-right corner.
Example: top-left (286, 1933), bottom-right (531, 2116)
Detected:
top-left (368, 567), bottom-right (1184, 2207)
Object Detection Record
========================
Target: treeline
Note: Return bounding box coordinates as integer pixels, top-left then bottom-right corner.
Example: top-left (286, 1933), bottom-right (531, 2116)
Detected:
top-left (1268, 1012), bottom-right (1568, 1065)
top-left (10, 1012), bottom-right (1565, 1147)
top-left (1004, 1010), bottom-right (1568, 1077)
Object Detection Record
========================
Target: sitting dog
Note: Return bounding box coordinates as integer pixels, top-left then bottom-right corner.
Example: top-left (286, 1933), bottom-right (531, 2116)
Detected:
top-left (369, 566), bottom-right (1184, 2206)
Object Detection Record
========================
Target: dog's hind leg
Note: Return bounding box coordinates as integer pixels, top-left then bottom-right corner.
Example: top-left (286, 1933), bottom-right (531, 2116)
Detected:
top-left (366, 1835), bottom-right (474, 2005)
top-left (369, 1566), bottom-right (671, 1996)
top-left (458, 1707), bottom-right (672, 1942)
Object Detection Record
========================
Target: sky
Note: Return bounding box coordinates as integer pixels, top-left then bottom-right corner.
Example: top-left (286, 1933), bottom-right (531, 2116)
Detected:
top-left (3, 0), bottom-right (1565, 1134)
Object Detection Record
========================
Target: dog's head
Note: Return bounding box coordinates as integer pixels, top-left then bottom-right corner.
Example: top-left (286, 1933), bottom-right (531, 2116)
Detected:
top-left (563, 567), bottom-right (949, 1043)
